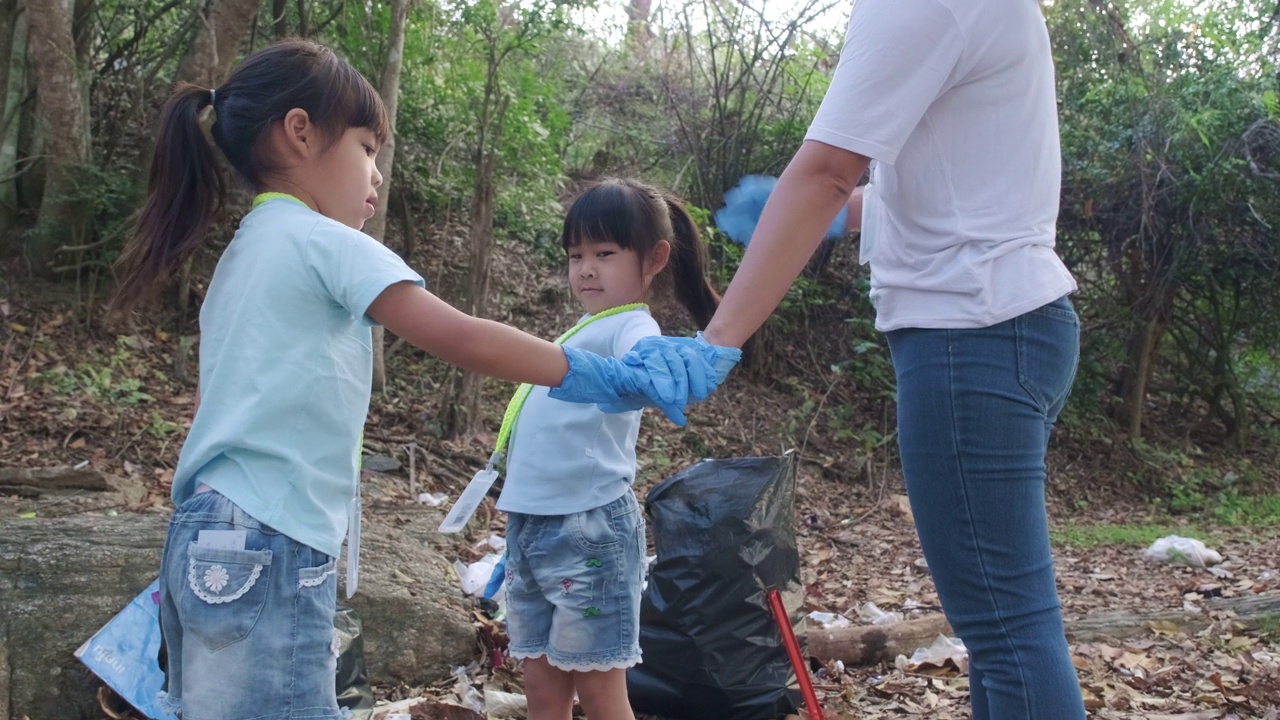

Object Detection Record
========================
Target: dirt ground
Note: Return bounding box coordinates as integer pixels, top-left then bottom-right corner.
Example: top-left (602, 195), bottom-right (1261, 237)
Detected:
top-left (2, 243), bottom-right (1278, 719)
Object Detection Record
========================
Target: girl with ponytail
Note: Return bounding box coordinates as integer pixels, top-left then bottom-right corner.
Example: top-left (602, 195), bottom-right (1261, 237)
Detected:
top-left (493, 178), bottom-right (724, 720)
top-left (113, 42), bottom-right (738, 719)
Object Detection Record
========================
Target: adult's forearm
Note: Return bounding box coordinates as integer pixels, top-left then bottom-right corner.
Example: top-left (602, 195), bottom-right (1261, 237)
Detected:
top-left (704, 141), bottom-right (871, 348)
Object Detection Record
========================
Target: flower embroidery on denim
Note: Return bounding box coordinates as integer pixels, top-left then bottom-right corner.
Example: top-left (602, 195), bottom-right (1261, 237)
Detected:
top-left (203, 565), bottom-right (230, 593)
top-left (561, 579), bottom-right (574, 596)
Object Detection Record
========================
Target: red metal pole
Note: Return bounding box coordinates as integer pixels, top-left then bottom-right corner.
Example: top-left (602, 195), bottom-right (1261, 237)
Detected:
top-left (768, 588), bottom-right (826, 720)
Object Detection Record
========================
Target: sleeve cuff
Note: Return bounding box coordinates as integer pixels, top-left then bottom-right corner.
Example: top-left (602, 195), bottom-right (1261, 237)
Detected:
top-left (805, 126), bottom-right (900, 166)
top-left (353, 274), bottom-right (426, 327)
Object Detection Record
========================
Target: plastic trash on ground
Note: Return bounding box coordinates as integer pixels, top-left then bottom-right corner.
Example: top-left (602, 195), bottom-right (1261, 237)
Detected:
top-left (484, 688), bottom-right (529, 718)
top-left (334, 604), bottom-right (374, 712)
top-left (75, 579), bottom-right (178, 720)
top-left (454, 553), bottom-right (503, 596)
top-left (417, 492), bottom-right (448, 506)
top-left (895, 634), bottom-right (969, 674)
top-left (451, 665), bottom-right (485, 713)
top-left (1142, 535), bottom-right (1223, 568)
top-left (477, 533), bottom-right (507, 552)
top-left (368, 697), bottom-right (423, 720)
top-left (807, 611), bottom-right (851, 629)
top-left (858, 602), bottom-right (903, 626)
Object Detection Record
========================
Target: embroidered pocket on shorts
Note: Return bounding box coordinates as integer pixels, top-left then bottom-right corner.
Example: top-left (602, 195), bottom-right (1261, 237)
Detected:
top-left (298, 556), bottom-right (337, 589)
top-left (182, 542), bottom-right (273, 651)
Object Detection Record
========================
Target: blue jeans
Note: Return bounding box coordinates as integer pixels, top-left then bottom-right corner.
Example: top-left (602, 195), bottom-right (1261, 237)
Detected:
top-left (886, 296), bottom-right (1085, 720)
top-left (157, 490), bottom-right (342, 720)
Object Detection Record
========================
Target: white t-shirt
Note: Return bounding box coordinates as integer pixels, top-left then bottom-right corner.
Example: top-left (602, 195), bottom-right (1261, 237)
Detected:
top-left (496, 309), bottom-right (660, 516)
top-left (806, 0), bottom-right (1077, 331)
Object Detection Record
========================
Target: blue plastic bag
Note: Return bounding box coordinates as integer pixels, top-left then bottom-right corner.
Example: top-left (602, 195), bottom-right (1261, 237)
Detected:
top-left (75, 579), bottom-right (176, 720)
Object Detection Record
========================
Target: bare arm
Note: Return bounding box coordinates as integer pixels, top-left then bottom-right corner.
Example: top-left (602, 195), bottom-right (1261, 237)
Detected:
top-left (367, 282), bottom-right (569, 387)
top-left (703, 140), bottom-right (871, 348)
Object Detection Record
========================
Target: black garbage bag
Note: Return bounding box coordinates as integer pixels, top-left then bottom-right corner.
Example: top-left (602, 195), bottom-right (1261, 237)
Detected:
top-left (627, 455), bottom-right (803, 720)
top-left (334, 604), bottom-right (374, 711)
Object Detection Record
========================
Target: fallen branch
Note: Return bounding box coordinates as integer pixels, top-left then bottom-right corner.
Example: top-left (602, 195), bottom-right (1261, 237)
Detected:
top-left (809, 592), bottom-right (1280, 666)
top-left (1064, 592), bottom-right (1280, 642)
top-left (0, 466), bottom-right (121, 496)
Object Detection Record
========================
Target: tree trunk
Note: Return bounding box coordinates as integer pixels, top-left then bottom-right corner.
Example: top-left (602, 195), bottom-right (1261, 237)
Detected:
top-left (0, 1), bottom-right (28, 237)
top-left (294, 0), bottom-right (308, 37)
top-left (810, 593), bottom-right (1280, 666)
top-left (367, 0), bottom-right (410, 394)
top-left (392, 185), bottom-right (415, 259)
top-left (444, 148), bottom-right (498, 438)
top-left (444, 62), bottom-right (507, 438)
top-left (625, 0), bottom-right (653, 50)
top-left (175, 0), bottom-right (264, 89)
top-left (1115, 317), bottom-right (1165, 440)
top-left (271, 0), bottom-right (288, 37)
top-left (25, 0), bottom-right (89, 274)
top-left (71, 0), bottom-right (94, 70)
top-left (0, 1), bottom-right (16, 131)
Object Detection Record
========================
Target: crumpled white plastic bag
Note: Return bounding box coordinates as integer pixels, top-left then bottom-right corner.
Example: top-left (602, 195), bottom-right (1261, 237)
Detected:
top-left (895, 634), bottom-right (969, 674)
top-left (1142, 535), bottom-right (1223, 568)
top-left (453, 553), bottom-right (503, 596)
top-left (485, 688), bottom-right (529, 718)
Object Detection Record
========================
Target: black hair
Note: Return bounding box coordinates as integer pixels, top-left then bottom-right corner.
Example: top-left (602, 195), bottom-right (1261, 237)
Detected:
top-left (112, 39), bottom-right (388, 312)
top-left (561, 177), bottom-right (720, 327)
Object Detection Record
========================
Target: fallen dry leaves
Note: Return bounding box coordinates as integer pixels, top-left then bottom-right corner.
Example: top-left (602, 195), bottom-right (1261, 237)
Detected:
top-left (3, 264), bottom-right (1279, 720)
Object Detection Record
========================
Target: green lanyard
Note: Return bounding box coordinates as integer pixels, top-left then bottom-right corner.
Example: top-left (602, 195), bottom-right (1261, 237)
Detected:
top-left (491, 302), bottom-right (647, 465)
top-left (252, 192), bottom-right (308, 209)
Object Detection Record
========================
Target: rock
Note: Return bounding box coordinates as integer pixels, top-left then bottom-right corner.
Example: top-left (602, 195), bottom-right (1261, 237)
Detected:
top-left (342, 509), bottom-right (477, 687)
top-left (362, 454), bottom-right (402, 473)
top-left (0, 507), bottom-right (475, 719)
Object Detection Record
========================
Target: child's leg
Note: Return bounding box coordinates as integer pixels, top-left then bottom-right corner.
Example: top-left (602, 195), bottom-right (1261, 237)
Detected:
top-left (574, 668), bottom-right (636, 720)
top-left (523, 656), bottom-right (576, 720)
top-left (521, 492), bottom-right (645, 720)
top-left (157, 489), bottom-right (341, 720)
top-left (506, 512), bottom-right (573, 719)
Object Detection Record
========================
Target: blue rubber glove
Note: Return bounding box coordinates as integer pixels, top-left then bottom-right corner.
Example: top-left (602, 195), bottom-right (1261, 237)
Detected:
top-left (598, 334), bottom-right (742, 414)
top-left (549, 346), bottom-right (692, 425)
top-left (715, 174), bottom-right (848, 247)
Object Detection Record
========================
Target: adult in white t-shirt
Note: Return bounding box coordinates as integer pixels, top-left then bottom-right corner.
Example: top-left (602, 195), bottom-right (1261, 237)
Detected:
top-left (689, 1), bottom-right (1087, 717)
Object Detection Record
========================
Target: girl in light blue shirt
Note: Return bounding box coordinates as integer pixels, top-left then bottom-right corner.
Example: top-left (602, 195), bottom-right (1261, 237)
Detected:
top-left (109, 41), bottom-right (739, 720)
top-left (497, 178), bottom-right (724, 720)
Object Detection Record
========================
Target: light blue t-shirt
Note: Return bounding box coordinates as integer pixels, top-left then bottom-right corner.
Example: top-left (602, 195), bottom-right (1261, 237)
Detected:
top-left (172, 198), bottom-right (424, 558)
top-left (496, 309), bottom-right (661, 516)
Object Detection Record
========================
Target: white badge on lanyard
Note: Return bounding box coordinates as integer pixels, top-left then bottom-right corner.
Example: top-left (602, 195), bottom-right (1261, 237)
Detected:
top-left (438, 454), bottom-right (501, 534)
top-left (345, 493), bottom-right (361, 598)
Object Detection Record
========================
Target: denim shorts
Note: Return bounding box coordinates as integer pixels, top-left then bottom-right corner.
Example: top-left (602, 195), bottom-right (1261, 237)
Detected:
top-left (504, 490), bottom-right (646, 671)
top-left (156, 489), bottom-right (342, 720)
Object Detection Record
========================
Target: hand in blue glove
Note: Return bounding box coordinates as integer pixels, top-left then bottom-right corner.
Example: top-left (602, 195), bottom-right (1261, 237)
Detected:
top-left (715, 174), bottom-right (848, 247)
top-left (549, 346), bottom-right (695, 425)
top-left (598, 334), bottom-right (742, 415)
